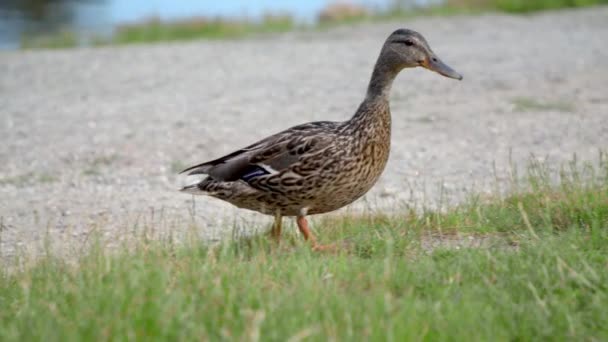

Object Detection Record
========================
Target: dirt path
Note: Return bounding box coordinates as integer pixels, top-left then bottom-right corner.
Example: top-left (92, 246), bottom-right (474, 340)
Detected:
top-left (1, 8), bottom-right (607, 259)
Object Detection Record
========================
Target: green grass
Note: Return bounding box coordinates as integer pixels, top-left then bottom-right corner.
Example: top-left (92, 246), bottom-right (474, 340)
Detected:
top-left (20, 30), bottom-right (79, 50)
top-left (0, 172), bottom-right (58, 187)
top-left (446, 0), bottom-right (608, 12)
top-left (1, 155), bottom-right (607, 340)
top-left (20, 14), bottom-right (295, 49)
top-left (109, 14), bottom-right (295, 45)
top-left (511, 97), bottom-right (575, 112)
top-left (82, 154), bottom-right (120, 177)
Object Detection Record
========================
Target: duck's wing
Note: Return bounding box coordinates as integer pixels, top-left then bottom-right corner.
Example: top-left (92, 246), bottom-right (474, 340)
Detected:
top-left (180, 121), bottom-right (339, 182)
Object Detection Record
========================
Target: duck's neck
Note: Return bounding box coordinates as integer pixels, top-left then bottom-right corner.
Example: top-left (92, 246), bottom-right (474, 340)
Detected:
top-left (366, 61), bottom-right (397, 101)
top-left (348, 59), bottom-right (398, 128)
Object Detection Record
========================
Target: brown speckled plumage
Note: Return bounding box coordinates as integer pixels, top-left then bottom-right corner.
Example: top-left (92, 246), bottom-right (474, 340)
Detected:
top-left (181, 29), bottom-right (462, 249)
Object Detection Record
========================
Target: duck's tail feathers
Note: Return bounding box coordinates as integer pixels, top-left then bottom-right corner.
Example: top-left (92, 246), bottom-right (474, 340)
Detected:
top-left (180, 177), bottom-right (226, 196)
top-left (180, 162), bottom-right (212, 175)
top-left (180, 183), bottom-right (207, 195)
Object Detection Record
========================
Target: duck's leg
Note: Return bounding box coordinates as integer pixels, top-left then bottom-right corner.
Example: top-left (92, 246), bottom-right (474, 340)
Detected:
top-left (296, 216), bottom-right (336, 252)
top-left (270, 212), bottom-right (282, 243)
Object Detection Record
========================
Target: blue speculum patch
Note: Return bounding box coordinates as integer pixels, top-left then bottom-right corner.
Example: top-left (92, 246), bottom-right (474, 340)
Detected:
top-left (241, 165), bottom-right (270, 182)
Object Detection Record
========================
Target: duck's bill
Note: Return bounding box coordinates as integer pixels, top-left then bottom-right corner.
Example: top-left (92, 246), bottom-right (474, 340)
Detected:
top-left (423, 57), bottom-right (463, 81)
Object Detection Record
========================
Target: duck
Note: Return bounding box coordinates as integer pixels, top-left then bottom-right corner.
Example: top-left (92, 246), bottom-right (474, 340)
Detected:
top-left (180, 29), bottom-right (462, 251)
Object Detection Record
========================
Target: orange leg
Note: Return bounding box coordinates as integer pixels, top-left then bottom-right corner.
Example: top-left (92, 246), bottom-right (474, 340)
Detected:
top-left (270, 213), bottom-right (282, 243)
top-left (296, 216), bottom-right (336, 252)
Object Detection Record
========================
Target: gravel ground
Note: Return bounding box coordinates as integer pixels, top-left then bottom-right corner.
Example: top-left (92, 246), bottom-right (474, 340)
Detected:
top-left (1, 8), bottom-right (607, 259)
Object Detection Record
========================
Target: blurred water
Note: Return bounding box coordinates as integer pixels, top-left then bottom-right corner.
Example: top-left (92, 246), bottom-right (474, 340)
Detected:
top-left (0, 0), bottom-right (432, 49)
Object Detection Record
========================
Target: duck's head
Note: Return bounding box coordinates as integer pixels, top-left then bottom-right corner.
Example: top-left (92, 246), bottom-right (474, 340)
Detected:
top-left (381, 28), bottom-right (462, 80)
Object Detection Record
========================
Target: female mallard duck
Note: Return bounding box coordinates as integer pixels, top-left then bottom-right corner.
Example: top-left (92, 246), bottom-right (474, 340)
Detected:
top-left (181, 29), bottom-right (462, 250)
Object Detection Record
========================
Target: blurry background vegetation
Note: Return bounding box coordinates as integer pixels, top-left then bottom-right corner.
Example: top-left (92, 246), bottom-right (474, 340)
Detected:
top-left (1, 0), bottom-right (606, 49)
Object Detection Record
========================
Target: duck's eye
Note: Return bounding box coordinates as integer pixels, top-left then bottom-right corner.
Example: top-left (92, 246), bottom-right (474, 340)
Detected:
top-left (404, 40), bottom-right (415, 46)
